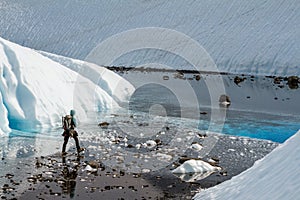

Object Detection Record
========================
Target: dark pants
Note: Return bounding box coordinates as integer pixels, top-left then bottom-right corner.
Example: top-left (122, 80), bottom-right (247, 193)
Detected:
top-left (62, 130), bottom-right (81, 152)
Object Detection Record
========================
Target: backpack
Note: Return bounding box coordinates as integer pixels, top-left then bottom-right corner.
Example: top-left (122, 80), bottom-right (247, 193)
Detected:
top-left (62, 115), bottom-right (72, 130)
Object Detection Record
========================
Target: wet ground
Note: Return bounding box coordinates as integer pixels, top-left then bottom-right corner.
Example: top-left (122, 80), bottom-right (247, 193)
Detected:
top-left (0, 123), bottom-right (277, 199)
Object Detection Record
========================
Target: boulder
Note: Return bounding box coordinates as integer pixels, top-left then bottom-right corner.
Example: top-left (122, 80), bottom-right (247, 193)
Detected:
top-left (287, 76), bottom-right (299, 89)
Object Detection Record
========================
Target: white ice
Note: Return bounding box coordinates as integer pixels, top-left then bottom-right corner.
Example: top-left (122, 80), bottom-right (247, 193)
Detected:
top-left (193, 130), bottom-right (300, 200)
top-left (172, 159), bottom-right (220, 174)
top-left (0, 37), bottom-right (134, 134)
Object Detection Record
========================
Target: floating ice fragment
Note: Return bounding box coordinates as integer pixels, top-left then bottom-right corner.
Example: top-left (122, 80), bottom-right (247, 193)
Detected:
top-left (172, 159), bottom-right (220, 174)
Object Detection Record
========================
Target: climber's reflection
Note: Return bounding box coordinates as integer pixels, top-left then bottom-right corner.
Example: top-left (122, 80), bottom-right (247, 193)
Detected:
top-left (61, 156), bottom-right (81, 198)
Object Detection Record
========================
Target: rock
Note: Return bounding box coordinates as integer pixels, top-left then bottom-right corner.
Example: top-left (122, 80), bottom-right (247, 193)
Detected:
top-left (84, 165), bottom-right (98, 172)
top-left (127, 144), bottom-right (134, 148)
top-left (211, 156), bottom-right (220, 162)
top-left (88, 161), bottom-right (99, 169)
top-left (174, 71), bottom-right (184, 79)
top-left (144, 140), bottom-right (157, 148)
top-left (200, 112), bottom-right (207, 115)
top-left (191, 143), bottom-right (203, 151)
top-left (197, 132), bottom-right (207, 138)
top-left (135, 144), bottom-right (141, 149)
top-left (154, 139), bottom-right (162, 145)
top-left (163, 75), bottom-right (169, 80)
top-left (98, 122), bottom-right (109, 128)
top-left (220, 169), bottom-right (228, 176)
top-left (273, 77), bottom-right (282, 84)
top-left (287, 76), bottom-right (299, 89)
top-left (208, 157), bottom-right (220, 165)
top-left (234, 76), bottom-right (246, 85)
top-left (219, 94), bottom-right (231, 107)
top-left (194, 74), bottom-right (201, 81)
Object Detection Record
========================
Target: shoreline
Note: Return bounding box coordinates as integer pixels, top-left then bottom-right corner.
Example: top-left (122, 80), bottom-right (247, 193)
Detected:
top-left (106, 66), bottom-right (300, 80)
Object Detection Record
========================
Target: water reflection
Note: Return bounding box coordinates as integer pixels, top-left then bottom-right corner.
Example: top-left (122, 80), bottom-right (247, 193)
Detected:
top-left (61, 156), bottom-right (81, 198)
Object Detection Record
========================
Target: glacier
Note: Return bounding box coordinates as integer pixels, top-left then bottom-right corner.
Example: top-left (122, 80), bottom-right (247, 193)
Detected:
top-left (0, 0), bottom-right (299, 76)
top-left (193, 130), bottom-right (300, 200)
top-left (0, 37), bottom-right (134, 134)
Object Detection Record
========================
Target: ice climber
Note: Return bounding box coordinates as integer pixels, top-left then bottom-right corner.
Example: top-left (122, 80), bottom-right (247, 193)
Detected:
top-left (62, 109), bottom-right (84, 156)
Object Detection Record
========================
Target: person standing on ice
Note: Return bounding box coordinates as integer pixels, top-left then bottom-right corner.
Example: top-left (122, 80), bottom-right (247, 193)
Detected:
top-left (62, 110), bottom-right (84, 156)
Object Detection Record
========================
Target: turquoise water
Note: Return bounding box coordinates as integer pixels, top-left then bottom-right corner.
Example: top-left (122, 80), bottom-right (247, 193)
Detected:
top-left (202, 110), bottom-right (300, 143)
top-left (125, 74), bottom-right (300, 144)
top-left (127, 99), bottom-right (300, 143)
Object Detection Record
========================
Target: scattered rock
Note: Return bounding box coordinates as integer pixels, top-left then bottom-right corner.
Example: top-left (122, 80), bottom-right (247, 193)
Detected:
top-left (196, 132), bottom-right (207, 138)
top-left (135, 144), bottom-right (141, 149)
top-left (128, 185), bottom-right (137, 191)
top-left (273, 77), bottom-right (282, 84)
top-left (194, 74), bottom-right (201, 81)
top-left (208, 157), bottom-right (219, 165)
top-left (144, 140), bottom-right (157, 149)
top-left (154, 139), bottom-right (162, 145)
top-left (83, 161), bottom-right (99, 173)
top-left (287, 76), bottom-right (299, 89)
top-left (127, 144), bottom-right (134, 148)
top-left (98, 122), bottom-right (109, 128)
top-left (211, 156), bottom-right (220, 162)
top-left (132, 173), bottom-right (141, 178)
top-left (234, 76), bottom-right (246, 85)
top-left (5, 174), bottom-right (14, 179)
top-left (220, 169), bottom-right (228, 176)
top-left (219, 94), bottom-right (231, 107)
top-left (120, 171), bottom-right (125, 176)
top-left (174, 72), bottom-right (184, 79)
top-left (88, 161), bottom-right (99, 169)
top-left (27, 177), bottom-right (37, 183)
top-left (163, 75), bottom-right (169, 80)
top-left (191, 142), bottom-right (203, 151)
top-left (35, 158), bottom-right (43, 168)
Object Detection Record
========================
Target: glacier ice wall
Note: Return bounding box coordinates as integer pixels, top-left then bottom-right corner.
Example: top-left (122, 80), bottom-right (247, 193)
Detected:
top-left (0, 0), bottom-right (299, 76)
top-left (194, 130), bottom-right (300, 200)
top-left (0, 37), bottom-right (134, 134)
